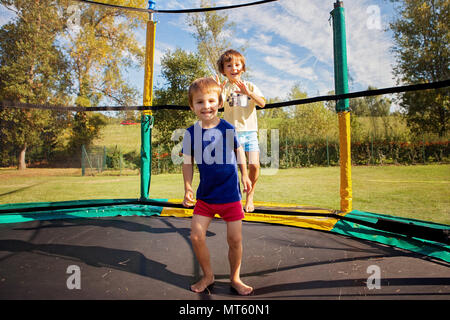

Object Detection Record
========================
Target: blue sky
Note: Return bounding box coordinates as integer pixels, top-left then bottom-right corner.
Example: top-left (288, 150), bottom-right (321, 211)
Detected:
top-left (0, 0), bottom-right (400, 104)
top-left (147, 0), bottom-right (399, 101)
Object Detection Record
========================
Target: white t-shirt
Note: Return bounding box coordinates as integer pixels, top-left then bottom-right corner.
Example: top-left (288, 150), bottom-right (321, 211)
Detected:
top-left (221, 81), bottom-right (264, 132)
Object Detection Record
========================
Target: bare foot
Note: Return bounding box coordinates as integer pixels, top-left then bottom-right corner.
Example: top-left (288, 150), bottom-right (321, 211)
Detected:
top-left (190, 276), bottom-right (215, 293)
top-left (231, 279), bottom-right (253, 296)
top-left (244, 195), bottom-right (255, 213)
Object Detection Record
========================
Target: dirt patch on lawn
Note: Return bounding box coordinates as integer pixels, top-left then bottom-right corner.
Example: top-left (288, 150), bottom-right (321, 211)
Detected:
top-left (0, 168), bottom-right (81, 178)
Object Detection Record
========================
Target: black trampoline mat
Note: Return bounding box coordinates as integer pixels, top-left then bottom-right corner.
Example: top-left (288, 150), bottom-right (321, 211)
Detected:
top-left (0, 215), bottom-right (449, 300)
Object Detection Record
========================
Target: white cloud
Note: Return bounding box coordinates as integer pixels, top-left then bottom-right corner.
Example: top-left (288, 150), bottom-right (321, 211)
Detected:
top-left (249, 69), bottom-right (294, 99)
top-left (246, 33), bottom-right (290, 57)
top-left (263, 55), bottom-right (317, 80)
top-left (155, 41), bottom-right (176, 63)
top-left (0, 6), bottom-right (16, 26)
top-left (345, 2), bottom-right (396, 89)
top-left (0, 0), bottom-right (397, 101)
top-left (225, 0), bottom-right (396, 97)
top-left (164, 0), bottom-right (188, 10)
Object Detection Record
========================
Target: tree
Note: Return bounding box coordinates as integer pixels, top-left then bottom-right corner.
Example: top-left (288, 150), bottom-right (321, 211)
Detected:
top-left (281, 85), bottom-right (336, 141)
top-left (390, 0), bottom-right (449, 137)
top-left (348, 86), bottom-right (395, 140)
top-left (153, 48), bottom-right (208, 149)
top-left (186, 0), bottom-right (240, 76)
top-left (61, 0), bottom-right (146, 153)
top-left (258, 97), bottom-right (288, 120)
top-left (0, 0), bottom-right (72, 169)
top-left (64, 1), bottom-right (145, 107)
top-left (350, 87), bottom-right (391, 117)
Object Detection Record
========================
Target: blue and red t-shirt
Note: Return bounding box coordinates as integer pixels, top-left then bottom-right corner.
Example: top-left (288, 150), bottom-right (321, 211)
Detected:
top-left (182, 119), bottom-right (241, 204)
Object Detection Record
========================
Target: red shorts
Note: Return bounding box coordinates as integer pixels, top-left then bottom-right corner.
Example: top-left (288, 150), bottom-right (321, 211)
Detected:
top-left (194, 199), bottom-right (245, 222)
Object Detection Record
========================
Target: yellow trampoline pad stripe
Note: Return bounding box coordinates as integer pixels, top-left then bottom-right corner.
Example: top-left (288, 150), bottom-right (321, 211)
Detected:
top-left (244, 212), bottom-right (338, 231)
top-left (160, 199), bottom-right (340, 231)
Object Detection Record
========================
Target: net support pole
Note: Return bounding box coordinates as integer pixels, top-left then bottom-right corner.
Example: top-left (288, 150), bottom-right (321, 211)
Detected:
top-left (140, 5), bottom-right (156, 200)
top-left (331, 1), bottom-right (352, 212)
top-left (81, 145), bottom-right (86, 176)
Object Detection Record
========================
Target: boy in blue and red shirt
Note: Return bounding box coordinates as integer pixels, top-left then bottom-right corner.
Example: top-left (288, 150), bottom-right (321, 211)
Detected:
top-left (182, 77), bottom-right (253, 295)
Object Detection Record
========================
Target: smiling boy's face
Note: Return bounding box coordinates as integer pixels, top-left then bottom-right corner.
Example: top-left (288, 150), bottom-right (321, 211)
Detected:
top-left (223, 57), bottom-right (244, 82)
top-left (190, 90), bottom-right (221, 126)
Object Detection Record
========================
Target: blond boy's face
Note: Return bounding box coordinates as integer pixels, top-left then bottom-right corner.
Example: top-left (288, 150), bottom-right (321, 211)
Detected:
top-left (190, 90), bottom-right (221, 124)
top-left (223, 57), bottom-right (244, 82)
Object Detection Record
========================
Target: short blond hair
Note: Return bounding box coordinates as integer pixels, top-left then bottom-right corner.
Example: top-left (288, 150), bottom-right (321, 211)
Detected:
top-left (217, 49), bottom-right (246, 75)
top-left (188, 77), bottom-right (223, 109)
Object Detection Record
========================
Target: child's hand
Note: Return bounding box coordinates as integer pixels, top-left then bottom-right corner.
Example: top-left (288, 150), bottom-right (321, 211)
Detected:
top-left (213, 74), bottom-right (227, 91)
top-left (233, 79), bottom-right (251, 96)
top-left (241, 175), bottom-right (252, 196)
top-left (183, 189), bottom-right (195, 207)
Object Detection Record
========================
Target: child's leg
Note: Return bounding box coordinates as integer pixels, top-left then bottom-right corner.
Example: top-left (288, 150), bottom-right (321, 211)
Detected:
top-left (190, 214), bottom-right (214, 292)
top-left (245, 151), bottom-right (260, 212)
top-left (226, 219), bottom-right (253, 295)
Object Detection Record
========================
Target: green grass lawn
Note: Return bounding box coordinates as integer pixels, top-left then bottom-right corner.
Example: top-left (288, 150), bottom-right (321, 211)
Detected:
top-left (0, 165), bottom-right (449, 225)
top-left (92, 123), bottom-right (141, 154)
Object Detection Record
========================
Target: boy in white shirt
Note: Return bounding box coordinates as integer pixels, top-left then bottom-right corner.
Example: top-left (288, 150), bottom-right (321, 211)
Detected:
top-left (216, 49), bottom-right (266, 213)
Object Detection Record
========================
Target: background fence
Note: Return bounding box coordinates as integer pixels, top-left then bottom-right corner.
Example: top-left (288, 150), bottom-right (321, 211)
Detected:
top-left (1, 113), bottom-right (449, 175)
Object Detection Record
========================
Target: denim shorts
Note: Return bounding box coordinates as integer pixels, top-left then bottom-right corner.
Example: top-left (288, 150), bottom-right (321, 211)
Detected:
top-left (237, 131), bottom-right (259, 152)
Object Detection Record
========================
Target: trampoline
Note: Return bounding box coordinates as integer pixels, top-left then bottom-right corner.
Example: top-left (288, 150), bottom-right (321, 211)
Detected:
top-left (0, 0), bottom-right (449, 305)
top-left (0, 200), bottom-right (449, 301)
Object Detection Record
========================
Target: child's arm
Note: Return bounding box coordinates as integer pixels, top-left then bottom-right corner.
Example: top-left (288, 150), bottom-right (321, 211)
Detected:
top-left (182, 154), bottom-right (195, 207)
top-left (235, 146), bottom-right (252, 194)
top-left (214, 74), bottom-right (227, 110)
top-left (233, 80), bottom-right (266, 108)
